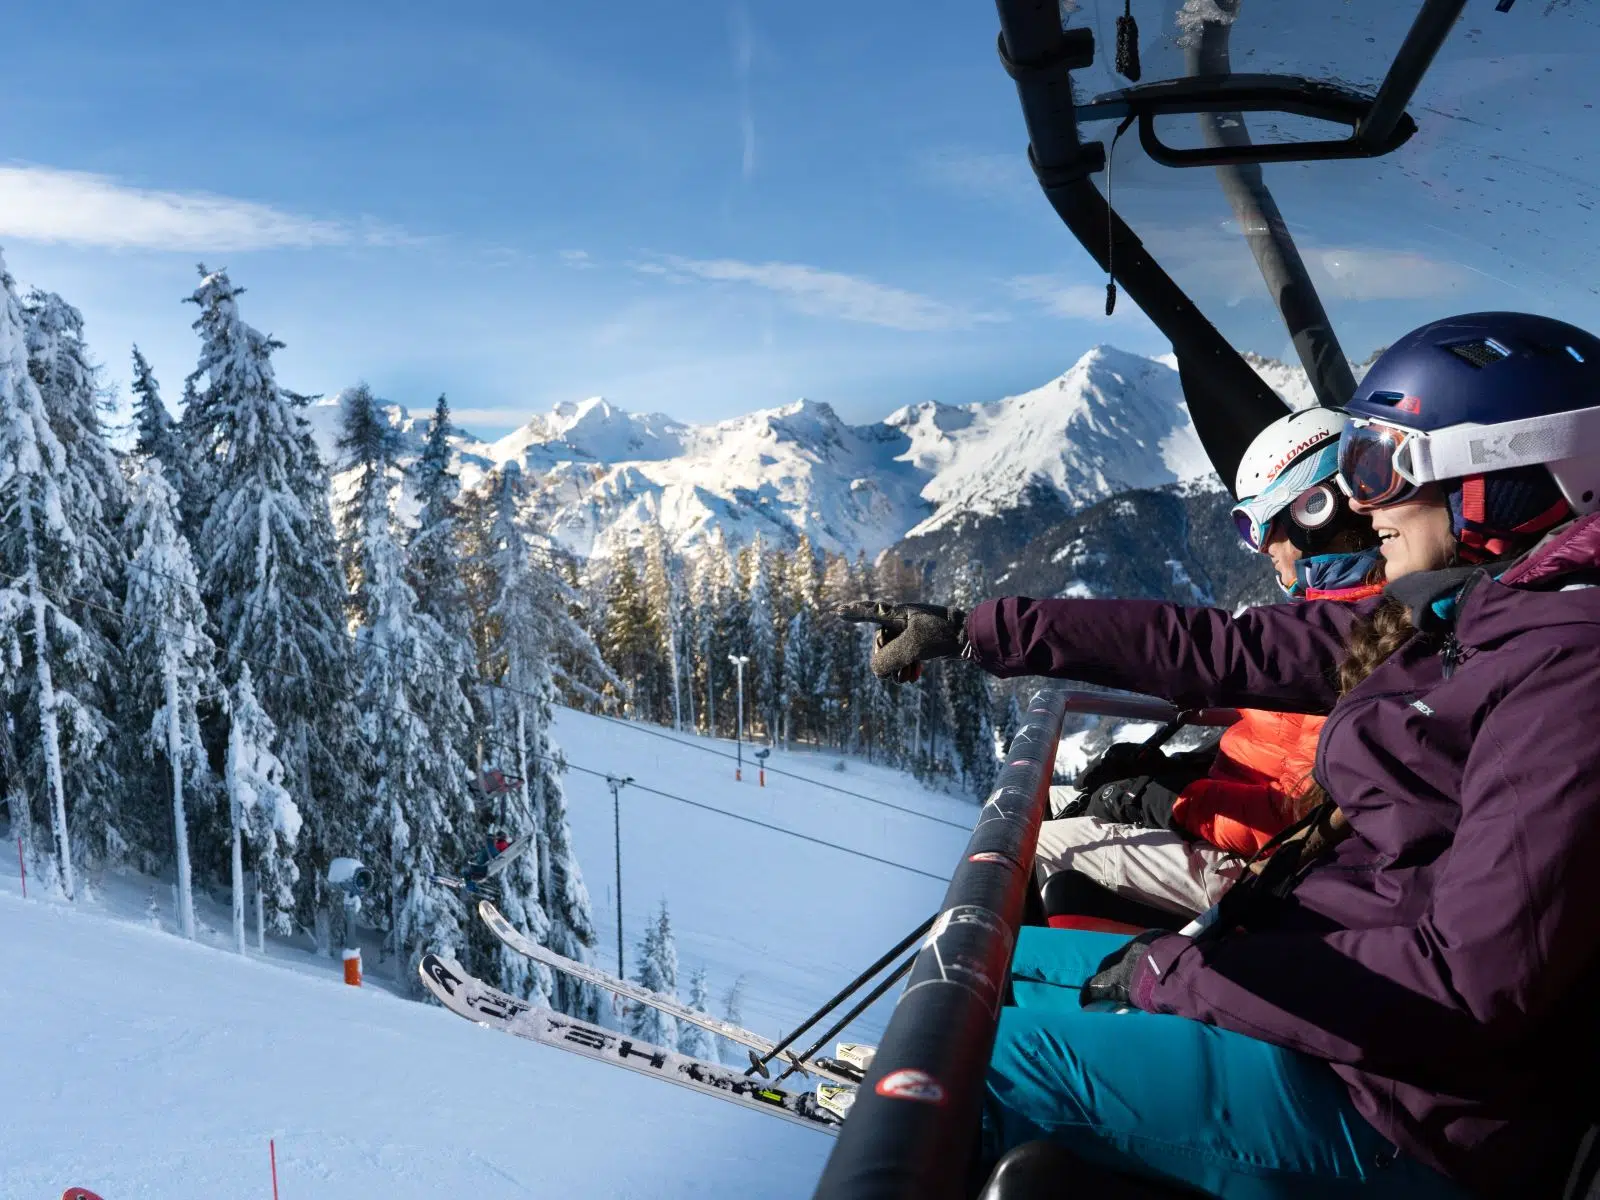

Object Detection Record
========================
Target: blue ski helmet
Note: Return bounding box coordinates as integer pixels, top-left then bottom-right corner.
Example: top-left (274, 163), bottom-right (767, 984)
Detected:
top-left (1338, 312), bottom-right (1600, 559)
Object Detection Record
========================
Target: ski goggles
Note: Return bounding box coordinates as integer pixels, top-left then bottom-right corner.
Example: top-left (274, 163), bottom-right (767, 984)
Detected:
top-left (1231, 441), bottom-right (1342, 552)
top-left (1337, 403), bottom-right (1600, 508)
top-left (1335, 419), bottom-right (1423, 507)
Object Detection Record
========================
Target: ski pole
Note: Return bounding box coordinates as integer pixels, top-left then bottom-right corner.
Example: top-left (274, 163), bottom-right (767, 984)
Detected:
top-left (773, 949), bottom-right (918, 1084)
top-left (746, 911), bottom-right (936, 1077)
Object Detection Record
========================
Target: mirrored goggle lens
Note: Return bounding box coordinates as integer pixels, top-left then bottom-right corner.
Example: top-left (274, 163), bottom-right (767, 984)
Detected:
top-left (1337, 424), bottom-right (1416, 506)
top-left (1232, 506), bottom-right (1272, 552)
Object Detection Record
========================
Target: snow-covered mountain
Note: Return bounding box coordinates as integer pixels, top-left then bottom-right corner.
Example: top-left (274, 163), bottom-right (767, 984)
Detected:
top-left (304, 345), bottom-right (1302, 562)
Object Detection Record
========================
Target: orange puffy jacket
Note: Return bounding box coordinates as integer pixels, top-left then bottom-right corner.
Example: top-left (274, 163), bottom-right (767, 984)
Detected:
top-left (1167, 709), bottom-right (1325, 856)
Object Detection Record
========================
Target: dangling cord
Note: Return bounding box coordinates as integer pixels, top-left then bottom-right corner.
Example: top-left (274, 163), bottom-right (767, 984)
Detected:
top-left (1104, 114), bottom-right (1135, 316)
top-left (1115, 0), bottom-right (1142, 81)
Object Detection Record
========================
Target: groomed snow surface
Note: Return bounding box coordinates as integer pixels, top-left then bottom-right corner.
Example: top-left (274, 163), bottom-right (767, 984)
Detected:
top-left (1, 707), bottom-right (975, 1198)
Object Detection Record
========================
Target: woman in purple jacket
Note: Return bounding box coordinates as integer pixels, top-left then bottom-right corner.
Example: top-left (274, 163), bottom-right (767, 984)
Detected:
top-left (871, 313), bottom-right (1600, 1198)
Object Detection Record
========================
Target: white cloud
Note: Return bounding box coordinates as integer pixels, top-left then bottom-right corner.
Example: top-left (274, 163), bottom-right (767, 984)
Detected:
top-left (560, 249), bottom-right (596, 269)
top-left (645, 254), bottom-right (983, 332)
top-left (0, 164), bottom-right (408, 252)
top-left (1009, 274), bottom-right (1159, 329)
top-left (1314, 247), bottom-right (1475, 300)
top-left (919, 148), bottom-right (1038, 206)
top-left (1137, 223), bottom-right (1476, 304)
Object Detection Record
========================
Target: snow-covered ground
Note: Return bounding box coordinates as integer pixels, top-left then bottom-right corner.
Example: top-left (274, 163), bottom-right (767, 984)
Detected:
top-left (0, 707), bottom-right (973, 1198)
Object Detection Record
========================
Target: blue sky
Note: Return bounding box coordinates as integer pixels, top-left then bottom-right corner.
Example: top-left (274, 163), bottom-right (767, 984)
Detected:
top-left (0, 1), bottom-right (1595, 439)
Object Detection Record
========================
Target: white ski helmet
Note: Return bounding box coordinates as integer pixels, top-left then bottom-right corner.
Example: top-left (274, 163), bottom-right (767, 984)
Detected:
top-left (1231, 407), bottom-right (1348, 552)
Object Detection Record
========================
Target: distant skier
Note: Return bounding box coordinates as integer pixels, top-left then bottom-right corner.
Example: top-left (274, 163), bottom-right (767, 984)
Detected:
top-left (460, 828), bottom-right (514, 892)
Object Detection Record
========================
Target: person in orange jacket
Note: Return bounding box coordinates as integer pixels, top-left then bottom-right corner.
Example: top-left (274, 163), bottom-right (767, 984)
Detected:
top-left (1037, 408), bottom-right (1382, 916)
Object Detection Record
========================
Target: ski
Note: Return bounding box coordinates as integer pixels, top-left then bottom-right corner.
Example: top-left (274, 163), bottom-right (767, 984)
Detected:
top-left (419, 954), bottom-right (840, 1135)
top-left (433, 874), bottom-right (499, 901)
top-left (816, 1082), bottom-right (857, 1120)
top-left (477, 900), bottom-right (857, 1086)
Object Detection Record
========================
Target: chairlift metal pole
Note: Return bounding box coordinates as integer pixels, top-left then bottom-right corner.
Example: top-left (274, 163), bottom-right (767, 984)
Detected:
top-left (607, 774), bottom-right (634, 978)
top-left (729, 654), bottom-right (749, 781)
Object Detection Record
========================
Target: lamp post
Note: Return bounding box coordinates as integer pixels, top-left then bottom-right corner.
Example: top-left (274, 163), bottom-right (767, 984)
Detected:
top-left (606, 774), bottom-right (634, 978)
top-left (728, 654), bottom-right (749, 780)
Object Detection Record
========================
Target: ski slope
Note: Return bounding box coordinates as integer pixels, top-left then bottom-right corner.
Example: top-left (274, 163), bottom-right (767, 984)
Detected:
top-left (0, 707), bottom-right (974, 1198)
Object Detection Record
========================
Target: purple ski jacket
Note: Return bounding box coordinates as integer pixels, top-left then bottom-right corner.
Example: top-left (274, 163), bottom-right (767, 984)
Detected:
top-left (967, 515), bottom-right (1600, 1195)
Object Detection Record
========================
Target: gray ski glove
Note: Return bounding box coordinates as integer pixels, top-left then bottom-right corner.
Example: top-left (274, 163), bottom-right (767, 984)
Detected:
top-left (836, 600), bottom-right (968, 683)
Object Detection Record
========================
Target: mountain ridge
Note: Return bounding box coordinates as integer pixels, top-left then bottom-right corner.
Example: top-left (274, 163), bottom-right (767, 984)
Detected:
top-left (305, 343), bottom-right (1320, 564)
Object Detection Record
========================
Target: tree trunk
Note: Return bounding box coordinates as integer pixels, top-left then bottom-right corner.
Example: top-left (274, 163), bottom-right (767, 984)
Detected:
top-left (230, 791), bottom-right (245, 954)
top-left (26, 563), bottom-right (73, 901)
top-left (1, 713), bottom-right (33, 875)
top-left (164, 651), bottom-right (195, 940)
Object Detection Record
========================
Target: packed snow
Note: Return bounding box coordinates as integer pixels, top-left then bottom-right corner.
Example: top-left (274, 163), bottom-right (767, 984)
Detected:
top-left (0, 706), bottom-right (973, 1198)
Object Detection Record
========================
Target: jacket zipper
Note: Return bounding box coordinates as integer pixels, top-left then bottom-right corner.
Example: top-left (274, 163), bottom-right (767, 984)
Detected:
top-left (1440, 633), bottom-right (1462, 680)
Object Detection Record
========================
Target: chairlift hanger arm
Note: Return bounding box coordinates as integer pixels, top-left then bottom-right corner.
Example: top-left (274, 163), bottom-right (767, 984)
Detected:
top-left (1076, 73), bottom-right (1417, 169)
top-left (994, 14), bottom-right (1286, 491)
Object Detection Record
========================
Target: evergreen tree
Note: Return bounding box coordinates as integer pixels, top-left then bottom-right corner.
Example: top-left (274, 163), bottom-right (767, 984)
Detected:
top-left (781, 605), bottom-right (818, 748)
top-left (465, 464), bottom-right (601, 1015)
top-left (641, 523), bottom-right (684, 730)
top-left (338, 384), bottom-right (473, 991)
top-left (718, 974), bottom-right (748, 1066)
top-left (23, 289), bottom-right (128, 876)
top-left (185, 265), bottom-right (366, 946)
top-left (404, 393), bottom-right (481, 918)
top-left (628, 899), bottom-right (679, 1049)
top-left (0, 254), bottom-right (79, 897)
top-left (407, 396), bottom-right (473, 647)
top-left (742, 536), bottom-right (778, 742)
top-left (600, 550), bottom-right (655, 720)
top-left (677, 966), bottom-right (714, 1060)
top-left (226, 665), bottom-right (302, 950)
top-left (122, 461), bottom-right (220, 938)
top-left (943, 563), bottom-right (996, 796)
top-left (130, 346), bottom-right (184, 476)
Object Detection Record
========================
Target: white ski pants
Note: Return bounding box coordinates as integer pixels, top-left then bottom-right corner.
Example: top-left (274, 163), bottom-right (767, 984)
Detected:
top-left (1033, 814), bottom-right (1246, 918)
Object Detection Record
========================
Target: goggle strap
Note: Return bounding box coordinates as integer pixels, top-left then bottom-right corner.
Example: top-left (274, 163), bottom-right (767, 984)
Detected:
top-left (1403, 404), bottom-right (1600, 484)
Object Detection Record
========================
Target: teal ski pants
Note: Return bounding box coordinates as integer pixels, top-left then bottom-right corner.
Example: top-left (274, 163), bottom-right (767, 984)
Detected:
top-left (984, 928), bottom-right (1469, 1199)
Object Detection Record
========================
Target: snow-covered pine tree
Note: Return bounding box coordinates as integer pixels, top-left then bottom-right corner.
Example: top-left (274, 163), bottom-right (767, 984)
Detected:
top-left (171, 376), bottom-right (211, 543)
top-left (600, 548), bottom-right (655, 720)
top-left (404, 393), bottom-right (482, 918)
top-left (677, 966), bottom-right (714, 1060)
top-left (628, 899), bottom-right (679, 1049)
top-left (777, 535), bottom-right (822, 747)
top-left (464, 464), bottom-right (601, 1014)
top-left (23, 289), bottom-right (129, 877)
top-left (718, 974), bottom-right (748, 1067)
top-left (781, 605), bottom-right (817, 750)
top-left (130, 347), bottom-right (187, 487)
top-left (641, 522), bottom-right (684, 731)
top-left (226, 665), bottom-right (302, 951)
top-left (941, 563), bottom-right (996, 795)
top-left (742, 536), bottom-right (778, 743)
top-left (704, 534), bottom-right (739, 736)
top-left (185, 265), bottom-right (366, 946)
top-left (337, 384), bottom-right (472, 990)
top-left (0, 253), bottom-right (78, 897)
top-left (122, 461), bottom-right (220, 938)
